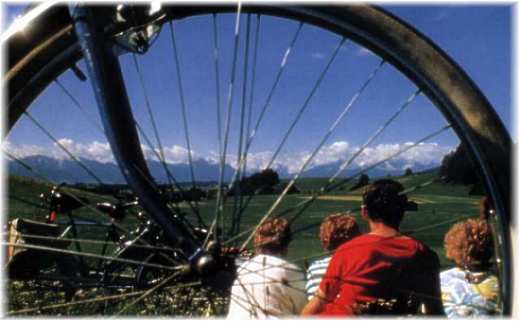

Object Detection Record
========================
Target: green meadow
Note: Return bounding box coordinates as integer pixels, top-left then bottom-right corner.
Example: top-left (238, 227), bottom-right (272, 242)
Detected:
top-left (7, 171), bottom-right (481, 269)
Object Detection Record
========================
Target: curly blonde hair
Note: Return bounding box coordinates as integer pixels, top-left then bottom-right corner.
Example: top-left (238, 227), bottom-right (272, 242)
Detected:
top-left (253, 218), bottom-right (292, 253)
top-left (320, 213), bottom-right (361, 251)
top-left (444, 218), bottom-right (493, 270)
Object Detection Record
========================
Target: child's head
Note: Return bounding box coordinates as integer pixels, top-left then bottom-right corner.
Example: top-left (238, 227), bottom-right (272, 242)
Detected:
top-left (253, 218), bottom-right (292, 255)
top-left (319, 213), bottom-right (361, 251)
top-left (444, 218), bottom-right (493, 271)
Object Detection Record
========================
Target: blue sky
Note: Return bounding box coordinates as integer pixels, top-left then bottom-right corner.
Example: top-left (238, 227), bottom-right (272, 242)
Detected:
top-left (2, 4), bottom-right (512, 175)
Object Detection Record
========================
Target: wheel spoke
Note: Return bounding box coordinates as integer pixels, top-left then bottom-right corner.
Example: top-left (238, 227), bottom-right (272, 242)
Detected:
top-left (211, 13), bottom-right (226, 236)
top-left (4, 151), bottom-right (116, 220)
top-left (264, 37), bottom-right (347, 168)
top-left (8, 195), bottom-right (47, 210)
top-left (240, 59), bottom-right (388, 219)
top-left (168, 22), bottom-right (199, 198)
top-left (247, 22), bottom-right (303, 149)
top-left (131, 54), bottom-right (173, 187)
top-left (236, 263), bottom-right (310, 298)
top-left (4, 151), bottom-right (182, 262)
top-left (326, 90), bottom-right (421, 189)
top-left (54, 79), bottom-right (105, 135)
top-left (229, 37), bottom-right (348, 235)
top-left (243, 14), bottom-right (261, 177)
top-left (131, 60), bottom-right (205, 227)
top-left (228, 292), bottom-right (264, 317)
top-left (22, 111), bottom-right (106, 186)
top-left (118, 280), bottom-right (202, 316)
top-left (128, 161), bottom-right (201, 235)
top-left (234, 14), bottom-right (262, 237)
top-left (217, 18), bottom-right (304, 244)
top-left (290, 175), bottom-right (443, 235)
top-left (238, 47), bottom-right (386, 250)
top-left (224, 124), bottom-right (451, 246)
top-left (402, 213), bottom-right (476, 235)
top-left (327, 125), bottom-right (452, 192)
top-left (4, 242), bottom-right (185, 271)
top-left (133, 121), bottom-right (204, 226)
top-left (236, 260), bottom-right (483, 314)
top-left (115, 271), bottom-right (180, 316)
top-left (206, 3), bottom-right (243, 247)
top-left (212, 13), bottom-right (223, 157)
top-left (287, 124), bottom-right (444, 220)
top-left (229, 33), bottom-right (344, 197)
top-left (4, 232), bottom-right (180, 253)
top-left (284, 89), bottom-right (422, 224)
top-left (231, 14), bottom-right (252, 237)
top-left (240, 194), bottom-right (475, 277)
top-left (233, 278), bottom-right (266, 317)
top-left (7, 289), bottom-right (148, 315)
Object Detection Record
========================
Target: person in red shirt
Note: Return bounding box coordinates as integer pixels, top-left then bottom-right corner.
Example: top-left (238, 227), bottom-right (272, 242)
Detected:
top-left (301, 179), bottom-right (445, 316)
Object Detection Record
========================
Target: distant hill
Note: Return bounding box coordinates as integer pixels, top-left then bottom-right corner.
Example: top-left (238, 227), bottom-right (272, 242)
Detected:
top-left (300, 158), bottom-right (439, 178)
top-left (8, 155), bottom-right (235, 184)
top-left (295, 168), bottom-right (443, 192)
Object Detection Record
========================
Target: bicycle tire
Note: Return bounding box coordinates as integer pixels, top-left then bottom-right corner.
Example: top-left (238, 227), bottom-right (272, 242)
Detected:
top-left (4, 3), bottom-right (512, 315)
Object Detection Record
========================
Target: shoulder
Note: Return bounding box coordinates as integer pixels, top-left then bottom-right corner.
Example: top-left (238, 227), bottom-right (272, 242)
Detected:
top-left (417, 240), bottom-right (440, 269)
top-left (334, 234), bottom-right (372, 252)
top-left (404, 236), bottom-right (439, 259)
top-left (235, 256), bottom-right (257, 275)
top-left (410, 237), bottom-right (431, 250)
top-left (307, 257), bottom-right (330, 276)
top-left (331, 234), bottom-right (397, 258)
top-left (441, 267), bottom-right (463, 278)
top-left (308, 257), bottom-right (331, 270)
top-left (236, 254), bottom-right (273, 272)
top-left (263, 255), bottom-right (304, 276)
top-left (440, 267), bottom-right (464, 283)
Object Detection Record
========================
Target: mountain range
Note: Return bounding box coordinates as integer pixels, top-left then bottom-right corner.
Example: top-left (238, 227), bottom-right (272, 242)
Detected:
top-left (8, 155), bottom-right (440, 184)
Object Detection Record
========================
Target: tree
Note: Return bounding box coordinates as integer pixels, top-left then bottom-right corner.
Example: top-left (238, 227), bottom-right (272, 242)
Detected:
top-left (249, 169), bottom-right (279, 190)
top-left (404, 168), bottom-right (413, 176)
top-left (439, 144), bottom-right (479, 185)
top-left (350, 174), bottom-right (370, 191)
top-left (182, 187), bottom-right (206, 202)
top-left (228, 168), bottom-right (280, 196)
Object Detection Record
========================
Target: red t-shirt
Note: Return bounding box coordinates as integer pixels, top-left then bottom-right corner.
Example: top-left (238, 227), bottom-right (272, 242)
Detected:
top-left (318, 234), bottom-right (439, 315)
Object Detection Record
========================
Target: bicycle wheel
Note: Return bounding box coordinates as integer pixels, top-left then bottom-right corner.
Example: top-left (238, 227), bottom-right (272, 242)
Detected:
top-left (4, 3), bottom-right (511, 316)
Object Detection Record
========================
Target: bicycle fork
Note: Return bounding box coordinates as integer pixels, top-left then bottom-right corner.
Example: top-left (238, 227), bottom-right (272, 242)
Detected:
top-left (68, 4), bottom-right (214, 274)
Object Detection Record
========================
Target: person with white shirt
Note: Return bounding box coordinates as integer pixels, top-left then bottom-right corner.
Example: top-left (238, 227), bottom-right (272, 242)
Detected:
top-left (227, 218), bottom-right (307, 318)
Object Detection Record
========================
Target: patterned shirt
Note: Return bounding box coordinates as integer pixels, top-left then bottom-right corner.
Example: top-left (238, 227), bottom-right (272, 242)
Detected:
top-left (305, 256), bottom-right (331, 300)
top-left (440, 267), bottom-right (498, 318)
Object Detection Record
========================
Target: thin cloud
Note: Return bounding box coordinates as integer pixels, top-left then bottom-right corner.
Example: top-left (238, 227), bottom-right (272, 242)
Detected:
top-left (3, 141), bottom-right (54, 159)
top-left (57, 139), bottom-right (114, 163)
top-left (311, 52), bottom-right (325, 60)
top-left (5, 139), bottom-right (454, 175)
top-left (226, 141), bottom-right (452, 175)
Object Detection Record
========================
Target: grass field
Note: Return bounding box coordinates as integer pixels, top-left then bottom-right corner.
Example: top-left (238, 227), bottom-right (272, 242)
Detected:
top-left (6, 172), bottom-right (483, 268)
top-left (5, 171), bottom-right (485, 315)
